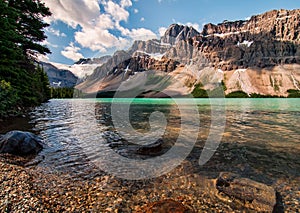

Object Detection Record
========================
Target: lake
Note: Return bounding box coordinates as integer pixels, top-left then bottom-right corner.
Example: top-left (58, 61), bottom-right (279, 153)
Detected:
top-left (28, 98), bottom-right (299, 177)
top-left (4, 98), bottom-right (300, 211)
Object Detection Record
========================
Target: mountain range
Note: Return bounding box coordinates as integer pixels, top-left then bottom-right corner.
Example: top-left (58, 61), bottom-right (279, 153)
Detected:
top-left (46, 9), bottom-right (300, 97)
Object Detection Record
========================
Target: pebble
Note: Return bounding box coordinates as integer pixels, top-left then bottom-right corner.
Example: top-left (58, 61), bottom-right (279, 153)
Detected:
top-left (0, 156), bottom-right (299, 212)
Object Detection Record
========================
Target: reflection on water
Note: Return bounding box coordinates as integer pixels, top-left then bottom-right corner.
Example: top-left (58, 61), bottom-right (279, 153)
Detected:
top-left (27, 98), bottom-right (300, 182)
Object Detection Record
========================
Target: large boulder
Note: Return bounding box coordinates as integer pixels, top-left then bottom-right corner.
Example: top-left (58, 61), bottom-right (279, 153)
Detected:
top-left (0, 131), bottom-right (43, 156)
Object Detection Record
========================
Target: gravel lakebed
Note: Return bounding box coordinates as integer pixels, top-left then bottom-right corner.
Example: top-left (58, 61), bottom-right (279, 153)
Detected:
top-left (0, 152), bottom-right (299, 212)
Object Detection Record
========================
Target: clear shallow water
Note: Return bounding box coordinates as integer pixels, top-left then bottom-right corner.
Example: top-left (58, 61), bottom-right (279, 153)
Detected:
top-left (28, 98), bottom-right (299, 181)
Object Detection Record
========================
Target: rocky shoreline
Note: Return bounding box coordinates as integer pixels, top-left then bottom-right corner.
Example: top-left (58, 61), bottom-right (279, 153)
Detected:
top-left (0, 113), bottom-right (299, 212)
top-left (0, 152), bottom-right (299, 212)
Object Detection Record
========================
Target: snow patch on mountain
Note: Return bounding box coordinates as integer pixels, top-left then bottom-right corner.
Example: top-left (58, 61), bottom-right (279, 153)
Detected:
top-left (237, 40), bottom-right (254, 48)
top-left (135, 51), bottom-right (165, 60)
top-left (51, 62), bottom-right (99, 79)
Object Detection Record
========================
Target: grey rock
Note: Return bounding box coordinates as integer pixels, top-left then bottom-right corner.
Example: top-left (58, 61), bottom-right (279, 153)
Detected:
top-left (74, 55), bottom-right (111, 65)
top-left (136, 139), bottom-right (163, 155)
top-left (0, 131), bottom-right (43, 156)
top-left (161, 24), bottom-right (200, 45)
top-left (198, 9), bottom-right (300, 70)
top-left (40, 62), bottom-right (78, 88)
top-left (216, 172), bottom-right (278, 212)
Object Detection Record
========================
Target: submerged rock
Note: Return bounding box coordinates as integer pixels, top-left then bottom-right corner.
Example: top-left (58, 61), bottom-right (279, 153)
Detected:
top-left (143, 199), bottom-right (194, 213)
top-left (216, 172), bottom-right (280, 212)
top-left (115, 139), bottom-right (164, 159)
top-left (0, 131), bottom-right (42, 156)
top-left (136, 139), bottom-right (163, 155)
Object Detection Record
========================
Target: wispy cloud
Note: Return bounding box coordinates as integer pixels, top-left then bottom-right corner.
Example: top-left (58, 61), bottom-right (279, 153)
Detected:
top-left (40, 40), bottom-right (59, 48)
top-left (46, 27), bottom-right (66, 37)
top-left (120, 0), bottom-right (132, 8)
top-left (61, 42), bottom-right (84, 61)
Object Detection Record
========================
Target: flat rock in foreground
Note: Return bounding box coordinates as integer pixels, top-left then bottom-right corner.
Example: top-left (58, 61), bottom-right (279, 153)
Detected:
top-left (216, 172), bottom-right (279, 212)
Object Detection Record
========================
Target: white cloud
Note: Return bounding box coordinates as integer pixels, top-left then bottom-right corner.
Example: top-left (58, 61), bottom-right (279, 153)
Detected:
top-left (46, 27), bottom-right (66, 37)
top-left (40, 40), bottom-right (59, 48)
top-left (95, 14), bottom-right (115, 30)
top-left (158, 27), bottom-right (167, 37)
top-left (104, 1), bottom-right (129, 22)
top-left (61, 42), bottom-right (84, 61)
top-left (117, 24), bottom-right (157, 41)
top-left (42, 0), bottom-right (158, 56)
top-left (128, 28), bottom-right (157, 41)
top-left (120, 0), bottom-right (132, 8)
top-left (75, 29), bottom-right (119, 52)
top-left (42, 0), bottom-right (100, 29)
top-left (140, 17), bottom-right (145, 22)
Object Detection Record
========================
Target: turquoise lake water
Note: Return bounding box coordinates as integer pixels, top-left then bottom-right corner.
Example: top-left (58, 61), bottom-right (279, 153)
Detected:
top-left (24, 98), bottom-right (299, 182)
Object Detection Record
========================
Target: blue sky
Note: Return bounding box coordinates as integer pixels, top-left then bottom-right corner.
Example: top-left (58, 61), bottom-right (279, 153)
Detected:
top-left (40, 0), bottom-right (300, 65)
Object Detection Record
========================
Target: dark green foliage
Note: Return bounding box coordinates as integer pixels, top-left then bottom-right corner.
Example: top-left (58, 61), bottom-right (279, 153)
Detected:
top-left (192, 82), bottom-right (226, 98)
top-left (73, 89), bottom-right (84, 98)
top-left (0, 0), bottom-right (51, 117)
top-left (249, 93), bottom-right (283, 98)
top-left (191, 83), bottom-right (208, 98)
top-left (96, 91), bottom-right (116, 98)
top-left (221, 80), bottom-right (227, 91)
top-left (50, 88), bottom-right (75, 99)
top-left (0, 80), bottom-right (19, 116)
top-left (226, 91), bottom-right (249, 98)
top-left (287, 89), bottom-right (300, 98)
top-left (7, 0), bottom-right (51, 57)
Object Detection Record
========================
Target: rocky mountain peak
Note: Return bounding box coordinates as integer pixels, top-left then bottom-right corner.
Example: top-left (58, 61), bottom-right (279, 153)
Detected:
top-left (127, 39), bottom-right (171, 56)
top-left (74, 55), bottom-right (111, 65)
top-left (161, 24), bottom-right (200, 45)
top-left (77, 9), bottom-right (300, 97)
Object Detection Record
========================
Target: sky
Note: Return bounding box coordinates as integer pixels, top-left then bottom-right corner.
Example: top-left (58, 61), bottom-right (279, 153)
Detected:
top-left (40, 0), bottom-right (300, 65)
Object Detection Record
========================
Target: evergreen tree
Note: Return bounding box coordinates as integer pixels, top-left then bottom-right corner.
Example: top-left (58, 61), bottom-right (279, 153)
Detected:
top-left (7, 0), bottom-right (51, 58)
top-left (0, 0), bottom-right (52, 116)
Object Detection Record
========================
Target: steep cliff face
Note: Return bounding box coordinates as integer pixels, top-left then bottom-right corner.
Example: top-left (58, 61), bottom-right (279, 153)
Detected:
top-left (197, 9), bottom-right (300, 71)
top-left (41, 62), bottom-right (78, 88)
top-left (77, 9), bottom-right (300, 97)
top-left (161, 24), bottom-right (200, 45)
